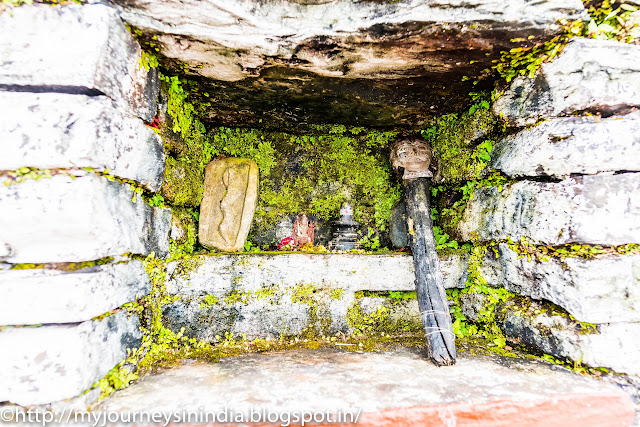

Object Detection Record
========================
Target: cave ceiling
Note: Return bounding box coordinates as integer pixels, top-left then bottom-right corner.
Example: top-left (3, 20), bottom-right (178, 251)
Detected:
top-left (109, 0), bottom-right (586, 128)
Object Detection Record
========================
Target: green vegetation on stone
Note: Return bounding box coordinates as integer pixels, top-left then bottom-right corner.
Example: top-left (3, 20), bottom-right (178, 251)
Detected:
top-left (209, 125), bottom-right (402, 238)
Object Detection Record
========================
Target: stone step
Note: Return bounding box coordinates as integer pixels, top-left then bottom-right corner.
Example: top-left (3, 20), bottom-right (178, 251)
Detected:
top-left (98, 348), bottom-right (635, 426)
top-left (0, 174), bottom-right (170, 263)
top-left (0, 260), bottom-right (150, 326)
top-left (494, 38), bottom-right (640, 126)
top-left (0, 93), bottom-right (165, 192)
top-left (457, 172), bottom-right (640, 246)
top-left (0, 4), bottom-right (158, 121)
top-left (0, 311), bottom-right (141, 406)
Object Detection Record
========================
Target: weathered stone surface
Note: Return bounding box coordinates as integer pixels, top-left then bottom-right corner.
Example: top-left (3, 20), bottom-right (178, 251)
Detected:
top-left (0, 174), bottom-right (170, 263)
top-left (163, 253), bottom-right (467, 339)
top-left (491, 113), bottom-right (640, 179)
top-left (165, 253), bottom-right (469, 296)
top-left (99, 348), bottom-right (634, 427)
top-left (163, 287), bottom-right (425, 341)
top-left (494, 38), bottom-right (640, 126)
top-left (199, 159), bottom-right (259, 252)
top-left (501, 300), bottom-right (640, 377)
top-left (112, 0), bottom-right (583, 126)
top-left (458, 173), bottom-right (640, 246)
top-left (482, 244), bottom-right (640, 324)
top-left (0, 261), bottom-right (150, 326)
top-left (0, 93), bottom-right (164, 191)
top-left (0, 4), bottom-right (158, 121)
top-left (164, 290), bottom-right (343, 341)
top-left (0, 311), bottom-right (141, 406)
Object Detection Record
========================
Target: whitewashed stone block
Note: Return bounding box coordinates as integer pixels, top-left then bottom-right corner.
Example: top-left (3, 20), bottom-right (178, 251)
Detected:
top-left (481, 244), bottom-right (640, 324)
top-left (0, 311), bottom-right (141, 406)
top-left (0, 174), bottom-right (170, 263)
top-left (0, 4), bottom-right (158, 121)
top-left (165, 253), bottom-right (469, 296)
top-left (0, 261), bottom-right (151, 326)
top-left (502, 302), bottom-right (640, 377)
top-left (494, 38), bottom-right (640, 126)
top-left (458, 173), bottom-right (640, 246)
top-left (491, 113), bottom-right (640, 179)
top-left (0, 93), bottom-right (164, 191)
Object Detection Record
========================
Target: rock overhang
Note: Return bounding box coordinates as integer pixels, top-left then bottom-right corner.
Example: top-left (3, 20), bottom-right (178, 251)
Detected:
top-left (109, 0), bottom-right (587, 127)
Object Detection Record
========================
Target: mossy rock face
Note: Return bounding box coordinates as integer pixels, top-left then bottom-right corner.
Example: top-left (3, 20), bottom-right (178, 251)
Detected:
top-left (170, 207), bottom-right (198, 253)
top-left (161, 157), bottom-right (204, 207)
top-left (208, 126), bottom-right (403, 246)
top-left (422, 108), bottom-right (497, 184)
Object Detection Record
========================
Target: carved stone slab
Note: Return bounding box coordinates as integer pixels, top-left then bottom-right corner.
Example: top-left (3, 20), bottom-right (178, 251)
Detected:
top-left (199, 158), bottom-right (258, 252)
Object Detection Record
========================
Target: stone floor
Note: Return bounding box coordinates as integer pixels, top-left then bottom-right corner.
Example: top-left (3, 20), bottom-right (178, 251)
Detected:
top-left (99, 347), bottom-right (635, 426)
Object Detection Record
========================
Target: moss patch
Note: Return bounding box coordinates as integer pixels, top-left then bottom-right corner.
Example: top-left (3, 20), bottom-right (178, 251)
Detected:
top-left (420, 104), bottom-right (498, 183)
top-left (208, 125), bottom-right (402, 241)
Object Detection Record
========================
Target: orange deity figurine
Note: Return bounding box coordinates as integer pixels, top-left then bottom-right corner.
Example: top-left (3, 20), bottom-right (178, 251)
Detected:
top-left (292, 214), bottom-right (314, 249)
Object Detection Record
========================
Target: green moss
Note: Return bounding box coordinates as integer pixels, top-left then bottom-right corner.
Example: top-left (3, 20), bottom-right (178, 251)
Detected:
top-left (585, 0), bottom-right (639, 43)
top-left (346, 302), bottom-right (392, 336)
top-left (254, 285), bottom-right (282, 302)
top-left (10, 257), bottom-right (114, 272)
top-left (208, 125), bottom-right (402, 239)
top-left (199, 294), bottom-right (219, 309)
top-left (159, 75), bottom-right (218, 208)
top-left (168, 207), bottom-right (199, 257)
top-left (447, 244), bottom-right (515, 347)
top-left (507, 237), bottom-right (640, 262)
top-left (224, 289), bottom-right (251, 304)
top-left (161, 150), bottom-right (204, 207)
top-left (355, 290), bottom-right (417, 301)
top-left (330, 288), bottom-right (345, 300)
top-left (420, 104), bottom-right (497, 184)
top-left (1, 167), bottom-right (52, 186)
top-left (290, 283), bottom-right (316, 305)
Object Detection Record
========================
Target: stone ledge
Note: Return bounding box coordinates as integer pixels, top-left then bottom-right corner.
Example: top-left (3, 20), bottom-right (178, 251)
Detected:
top-left (491, 112), bottom-right (640, 179)
top-left (494, 38), bottom-right (640, 126)
top-left (0, 311), bottom-right (141, 406)
top-left (0, 93), bottom-right (165, 192)
top-left (481, 244), bottom-right (640, 324)
top-left (0, 4), bottom-right (158, 121)
top-left (457, 172), bottom-right (640, 246)
top-left (500, 300), bottom-right (640, 377)
top-left (0, 174), bottom-right (170, 263)
top-left (166, 253), bottom-right (469, 296)
top-left (163, 253), bottom-right (467, 341)
top-left (0, 260), bottom-right (151, 326)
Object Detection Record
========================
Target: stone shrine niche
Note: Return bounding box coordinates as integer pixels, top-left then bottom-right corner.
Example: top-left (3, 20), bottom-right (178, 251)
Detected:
top-left (199, 158), bottom-right (259, 252)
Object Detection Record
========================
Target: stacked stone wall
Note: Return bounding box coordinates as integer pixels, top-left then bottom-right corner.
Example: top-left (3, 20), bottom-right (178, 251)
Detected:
top-left (0, 4), bottom-right (169, 406)
top-left (459, 37), bottom-right (640, 377)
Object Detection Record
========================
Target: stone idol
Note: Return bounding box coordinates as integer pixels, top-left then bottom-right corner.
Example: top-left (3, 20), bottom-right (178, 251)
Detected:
top-left (199, 158), bottom-right (258, 252)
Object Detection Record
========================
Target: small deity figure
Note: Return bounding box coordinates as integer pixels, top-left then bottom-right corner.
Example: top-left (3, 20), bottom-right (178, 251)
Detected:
top-left (292, 214), bottom-right (315, 249)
